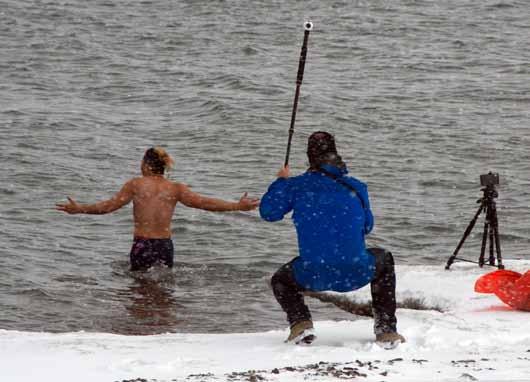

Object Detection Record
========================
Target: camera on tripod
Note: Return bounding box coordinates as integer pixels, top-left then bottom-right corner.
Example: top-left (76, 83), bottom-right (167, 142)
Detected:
top-left (480, 172), bottom-right (499, 188)
top-left (445, 172), bottom-right (504, 270)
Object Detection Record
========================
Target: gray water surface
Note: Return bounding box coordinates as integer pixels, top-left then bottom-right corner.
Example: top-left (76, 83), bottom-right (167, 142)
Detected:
top-left (1, 0), bottom-right (529, 334)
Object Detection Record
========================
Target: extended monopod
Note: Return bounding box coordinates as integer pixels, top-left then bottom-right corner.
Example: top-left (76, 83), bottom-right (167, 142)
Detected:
top-left (284, 21), bottom-right (313, 167)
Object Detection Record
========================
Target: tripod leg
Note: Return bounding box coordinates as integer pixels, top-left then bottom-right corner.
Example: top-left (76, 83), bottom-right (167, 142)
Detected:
top-left (479, 208), bottom-right (489, 268)
top-left (490, 202), bottom-right (504, 270)
top-left (488, 222), bottom-right (495, 266)
top-left (484, 205), bottom-right (495, 266)
top-left (446, 203), bottom-right (485, 269)
top-left (493, 226), bottom-right (504, 269)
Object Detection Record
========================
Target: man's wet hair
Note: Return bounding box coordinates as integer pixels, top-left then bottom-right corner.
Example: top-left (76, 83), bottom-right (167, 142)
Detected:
top-left (143, 147), bottom-right (174, 174)
top-left (307, 131), bottom-right (346, 170)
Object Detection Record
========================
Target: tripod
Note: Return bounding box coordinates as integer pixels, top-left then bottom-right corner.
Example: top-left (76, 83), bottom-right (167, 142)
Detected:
top-left (445, 184), bottom-right (504, 270)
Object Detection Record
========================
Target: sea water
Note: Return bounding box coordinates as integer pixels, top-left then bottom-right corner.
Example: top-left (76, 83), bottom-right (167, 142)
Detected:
top-left (1, 0), bottom-right (529, 334)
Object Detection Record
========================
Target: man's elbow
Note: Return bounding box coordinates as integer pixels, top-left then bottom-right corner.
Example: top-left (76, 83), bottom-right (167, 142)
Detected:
top-left (365, 220), bottom-right (374, 234)
top-left (259, 206), bottom-right (284, 222)
top-left (96, 207), bottom-right (115, 215)
top-left (100, 202), bottom-right (125, 214)
top-left (261, 214), bottom-right (283, 222)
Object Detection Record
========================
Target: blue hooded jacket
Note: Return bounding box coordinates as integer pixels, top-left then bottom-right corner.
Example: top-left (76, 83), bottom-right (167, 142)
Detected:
top-left (260, 164), bottom-right (375, 292)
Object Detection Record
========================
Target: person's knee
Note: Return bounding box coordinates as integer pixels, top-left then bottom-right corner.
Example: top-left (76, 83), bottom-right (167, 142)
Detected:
top-left (368, 247), bottom-right (386, 258)
top-left (383, 250), bottom-right (394, 266)
top-left (369, 247), bottom-right (393, 263)
top-left (271, 272), bottom-right (281, 289)
top-left (271, 266), bottom-right (288, 290)
top-left (272, 271), bottom-right (298, 302)
top-left (369, 247), bottom-right (395, 279)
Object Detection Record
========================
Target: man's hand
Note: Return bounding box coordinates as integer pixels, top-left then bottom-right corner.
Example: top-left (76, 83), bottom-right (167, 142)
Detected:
top-left (56, 197), bottom-right (83, 214)
top-left (277, 165), bottom-right (290, 179)
top-left (237, 192), bottom-right (260, 211)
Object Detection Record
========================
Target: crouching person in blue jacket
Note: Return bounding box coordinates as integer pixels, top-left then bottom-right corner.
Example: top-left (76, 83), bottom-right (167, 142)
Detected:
top-left (260, 131), bottom-right (405, 347)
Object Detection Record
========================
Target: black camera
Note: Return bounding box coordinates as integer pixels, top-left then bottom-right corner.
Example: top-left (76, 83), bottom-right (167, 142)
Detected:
top-left (480, 172), bottom-right (499, 187)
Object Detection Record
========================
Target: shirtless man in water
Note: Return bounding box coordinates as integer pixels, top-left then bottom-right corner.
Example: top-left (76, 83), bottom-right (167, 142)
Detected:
top-left (56, 147), bottom-right (259, 270)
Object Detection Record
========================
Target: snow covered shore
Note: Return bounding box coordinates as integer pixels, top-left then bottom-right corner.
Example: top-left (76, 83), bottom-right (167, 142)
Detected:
top-left (1, 260), bottom-right (529, 382)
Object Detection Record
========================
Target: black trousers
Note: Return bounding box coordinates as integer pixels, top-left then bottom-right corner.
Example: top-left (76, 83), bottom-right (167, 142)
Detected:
top-left (270, 247), bottom-right (397, 334)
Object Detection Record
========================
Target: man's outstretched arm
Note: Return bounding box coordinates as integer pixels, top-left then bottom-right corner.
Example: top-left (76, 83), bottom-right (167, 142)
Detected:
top-left (56, 180), bottom-right (135, 214)
top-left (178, 184), bottom-right (259, 212)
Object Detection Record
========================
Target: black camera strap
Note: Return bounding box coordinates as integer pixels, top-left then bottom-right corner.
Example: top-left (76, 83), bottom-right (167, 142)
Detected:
top-left (317, 167), bottom-right (366, 210)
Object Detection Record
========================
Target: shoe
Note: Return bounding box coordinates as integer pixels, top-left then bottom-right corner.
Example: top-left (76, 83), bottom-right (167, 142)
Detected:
top-left (286, 320), bottom-right (316, 345)
top-left (375, 332), bottom-right (406, 349)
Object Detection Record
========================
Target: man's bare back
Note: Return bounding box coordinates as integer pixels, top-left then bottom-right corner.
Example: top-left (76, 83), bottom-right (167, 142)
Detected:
top-left (128, 176), bottom-right (180, 239)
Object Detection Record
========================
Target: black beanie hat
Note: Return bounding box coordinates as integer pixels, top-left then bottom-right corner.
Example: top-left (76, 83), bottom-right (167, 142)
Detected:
top-left (307, 131), bottom-right (345, 170)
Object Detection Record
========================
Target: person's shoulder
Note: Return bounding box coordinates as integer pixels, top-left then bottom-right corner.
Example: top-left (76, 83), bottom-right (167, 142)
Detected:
top-left (171, 181), bottom-right (192, 195)
top-left (172, 181), bottom-right (187, 188)
top-left (154, 179), bottom-right (188, 199)
top-left (343, 175), bottom-right (368, 189)
top-left (124, 177), bottom-right (142, 188)
top-left (296, 170), bottom-right (326, 183)
top-left (283, 171), bottom-right (321, 190)
top-left (293, 170), bottom-right (316, 180)
top-left (283, 172), bottom-right (311, 186)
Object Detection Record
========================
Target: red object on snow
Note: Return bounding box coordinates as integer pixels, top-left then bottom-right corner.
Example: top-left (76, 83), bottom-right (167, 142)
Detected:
top-left (475, 269), bottom-right (530, 311)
